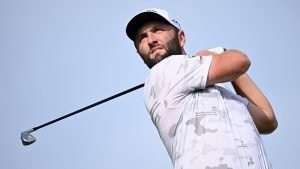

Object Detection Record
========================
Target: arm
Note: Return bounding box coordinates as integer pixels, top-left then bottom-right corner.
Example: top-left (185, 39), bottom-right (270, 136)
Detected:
top-left (197, 48), bottom-right (277, 134)
top-left (197, 49), bottom-right (251, 86)
top-left (232, 74), bottom-right (278, 134)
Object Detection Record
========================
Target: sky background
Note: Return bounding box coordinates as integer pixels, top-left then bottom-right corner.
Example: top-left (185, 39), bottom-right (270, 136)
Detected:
top-left (1, 0), bottom-right (299, 169)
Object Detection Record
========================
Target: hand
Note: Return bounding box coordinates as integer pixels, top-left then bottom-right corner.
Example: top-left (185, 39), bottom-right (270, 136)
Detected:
top-left (196, 47), bottom-right (226, 56)
top-left (196, 50), bottom-right (216, 56)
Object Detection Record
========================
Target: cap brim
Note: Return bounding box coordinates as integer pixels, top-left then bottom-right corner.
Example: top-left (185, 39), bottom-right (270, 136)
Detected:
top-left (126, 12), bottom-right (171, 41)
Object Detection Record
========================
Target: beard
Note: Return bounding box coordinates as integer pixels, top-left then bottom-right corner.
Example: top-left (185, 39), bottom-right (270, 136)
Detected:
top-left (138, 35), bottom-right (183, 69)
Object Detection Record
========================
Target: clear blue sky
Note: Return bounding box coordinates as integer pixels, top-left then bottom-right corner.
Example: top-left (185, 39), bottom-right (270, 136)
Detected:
top-left (1, 1), bottom-right (299, 169)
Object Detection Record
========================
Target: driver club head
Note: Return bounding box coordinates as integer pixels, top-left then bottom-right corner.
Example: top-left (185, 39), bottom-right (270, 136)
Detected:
top-left (21, 129), bottom-right (36, 146)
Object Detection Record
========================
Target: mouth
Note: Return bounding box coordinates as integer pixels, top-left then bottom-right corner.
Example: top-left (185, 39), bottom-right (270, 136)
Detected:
top-left (150, 46), bottom-right (163, 55)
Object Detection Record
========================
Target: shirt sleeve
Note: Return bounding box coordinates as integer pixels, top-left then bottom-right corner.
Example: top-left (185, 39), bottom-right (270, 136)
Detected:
top-left (159, 55), bottom-right (212, 102)
top-left (172, 55), bottom-right (212, 93)
top-left (144, 54), bottom-right (212, 109)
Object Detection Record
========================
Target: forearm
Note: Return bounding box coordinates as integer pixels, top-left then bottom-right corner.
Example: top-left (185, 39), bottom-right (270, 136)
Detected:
top-left (232, 74), bottom-right (278, 134)
top-left (232, 74), bottom-right (273, 114)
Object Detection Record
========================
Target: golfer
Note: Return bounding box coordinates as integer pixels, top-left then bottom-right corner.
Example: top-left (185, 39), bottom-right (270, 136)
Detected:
top-left (126, 8), bottom-right (277, 169)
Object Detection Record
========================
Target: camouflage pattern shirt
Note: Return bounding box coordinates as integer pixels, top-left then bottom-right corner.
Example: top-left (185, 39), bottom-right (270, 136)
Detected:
top-left (144, 54), bottom-right (273, 169)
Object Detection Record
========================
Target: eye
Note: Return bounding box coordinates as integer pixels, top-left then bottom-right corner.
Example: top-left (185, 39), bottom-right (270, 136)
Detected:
top-left (138, 34), bottom-right (147, 42)
top-left (153, 27), bottom-right (163, 32)
top-left (135, 33), bottom-right (147, 44)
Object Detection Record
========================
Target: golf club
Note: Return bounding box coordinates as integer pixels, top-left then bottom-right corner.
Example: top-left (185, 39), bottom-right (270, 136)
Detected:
top-left (21, 83), bottom-right (144, 146)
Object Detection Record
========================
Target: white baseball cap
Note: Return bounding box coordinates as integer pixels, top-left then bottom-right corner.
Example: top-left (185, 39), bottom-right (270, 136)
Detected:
top-left (126, 8), bottom-right (181, 41)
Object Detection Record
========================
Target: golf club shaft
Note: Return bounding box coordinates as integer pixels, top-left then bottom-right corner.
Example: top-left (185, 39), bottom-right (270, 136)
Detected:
top-left (31, 83), bottom-right (144, 132)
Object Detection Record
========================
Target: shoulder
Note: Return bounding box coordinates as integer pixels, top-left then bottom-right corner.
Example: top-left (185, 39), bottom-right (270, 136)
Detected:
top-left (145, 55), bottom-right (187, 89)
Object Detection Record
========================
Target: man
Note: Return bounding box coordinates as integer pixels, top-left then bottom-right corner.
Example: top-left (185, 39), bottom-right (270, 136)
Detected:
top-left (126, 8), bottom-right (277, 169)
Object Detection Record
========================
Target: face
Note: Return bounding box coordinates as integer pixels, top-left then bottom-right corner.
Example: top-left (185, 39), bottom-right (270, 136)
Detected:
top-left (134, 21), bottom-right (185, 68)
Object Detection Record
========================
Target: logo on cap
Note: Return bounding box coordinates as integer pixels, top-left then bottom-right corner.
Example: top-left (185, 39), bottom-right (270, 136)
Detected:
top-left (145, 9), bottom-right (158, 13)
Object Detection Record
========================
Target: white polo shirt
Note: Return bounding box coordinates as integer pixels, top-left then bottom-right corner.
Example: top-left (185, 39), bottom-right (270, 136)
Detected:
top-left (144, 54), bottom-right (273, 169)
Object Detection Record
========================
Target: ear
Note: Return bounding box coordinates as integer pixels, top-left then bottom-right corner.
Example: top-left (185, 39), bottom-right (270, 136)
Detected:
top-left (178, 30), bottom-right (186, 48)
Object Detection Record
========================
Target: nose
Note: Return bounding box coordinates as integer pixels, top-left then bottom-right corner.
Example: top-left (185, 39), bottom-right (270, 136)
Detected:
top-left (147, 32), bottom-right (158, 46)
